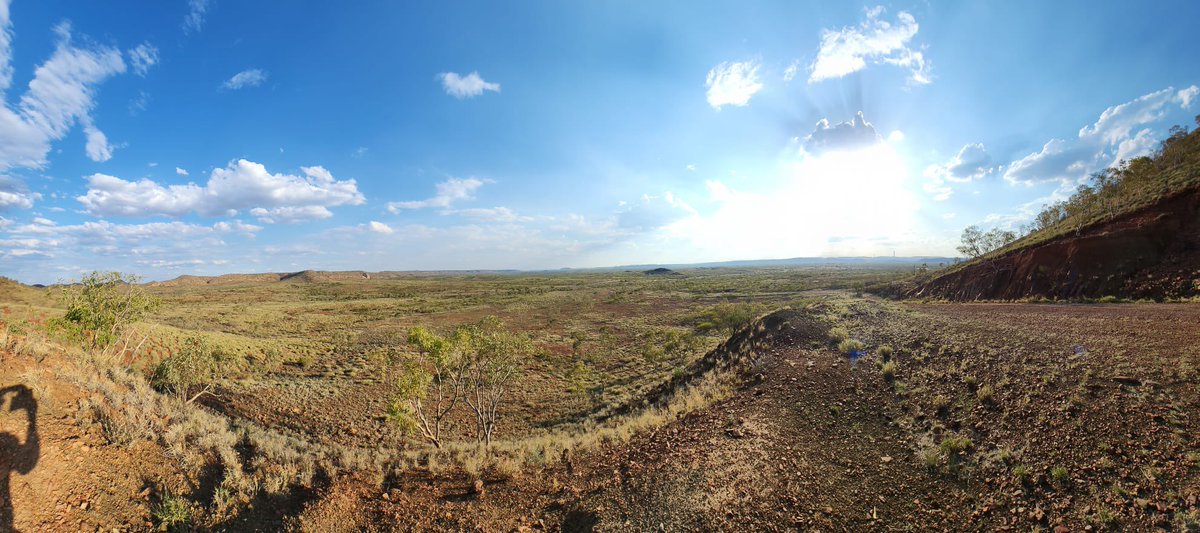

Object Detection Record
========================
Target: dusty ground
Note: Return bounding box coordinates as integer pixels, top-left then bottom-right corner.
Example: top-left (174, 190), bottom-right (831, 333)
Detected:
top-left (2, 284), bottom-right (1198, 531)
top-left (292, 297), bottom-right (1200, 531)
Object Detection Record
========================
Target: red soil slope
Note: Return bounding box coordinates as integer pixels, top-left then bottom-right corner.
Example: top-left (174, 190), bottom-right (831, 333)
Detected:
top-left (911, 186), bottom-right (1200, 301)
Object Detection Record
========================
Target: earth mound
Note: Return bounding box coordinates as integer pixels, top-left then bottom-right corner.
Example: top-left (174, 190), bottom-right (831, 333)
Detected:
top-left (910, 185), bottom-right (1200, 301)
top-left (643, 267), bottom-right (681, 276)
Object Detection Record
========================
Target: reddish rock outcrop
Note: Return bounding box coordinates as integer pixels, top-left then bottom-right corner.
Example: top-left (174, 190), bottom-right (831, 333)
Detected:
top-left (910, 186), bottom-right (1200, 300)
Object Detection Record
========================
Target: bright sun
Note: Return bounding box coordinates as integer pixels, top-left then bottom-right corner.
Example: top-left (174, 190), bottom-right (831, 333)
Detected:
top-left (665, 142), bottom-right (918, 260)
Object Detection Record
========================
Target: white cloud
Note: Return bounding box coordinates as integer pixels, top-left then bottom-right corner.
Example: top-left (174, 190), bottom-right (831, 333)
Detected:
top-left (922, 143), bottom-right (996, 200)
top-left (782, 60), bottom-right (799, 82)
top-left (78, 159), bottom-right (365, 218)
top-left (128, 42), bottom-right (158, 76)
top-left (1180, 86), bottom-right (1199, 108)
top-left (927, 143), bottom-right (994, 183)
top-left (809, 6), bottom-right (930, 84)
top-left (437, 71), bottom-right (500, 99)
top-left (1004, 86), bottom-right (1198, 185)
top-left (0, 176), bottom-right (40, 210)
top-left (222, 69), bottom-right (267, 90)
top-left (0, 19), bottom-right (126, 170)
top-left (352, 146), bottom-right (368, 158)
top-left (802, 111), bottom-right (881, 155)
top-left (82, 119), bottom-right (115, 162)
top-left (184, 0), bottom-right (211, 33)
top-left (616, 192), bottom-right (696, 230)
top-left (250, 205), bottom-right (333, 224)
top-left (367, 221), bottom-right (393, 234)
top-left (449, 206), bottom-right (531, 222)
top-left (175, 167), bottom-right (188, 176)
top-left (387, 177), bottom-right (485, 212)
top-left (705, 60), bottom-right (763, 109)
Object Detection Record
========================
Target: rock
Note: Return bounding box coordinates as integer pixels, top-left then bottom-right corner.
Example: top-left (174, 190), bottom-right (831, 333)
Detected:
top-left (474, 479), bottom-right (485, 495)
top-left (881, 456), bottom-right (893, 464)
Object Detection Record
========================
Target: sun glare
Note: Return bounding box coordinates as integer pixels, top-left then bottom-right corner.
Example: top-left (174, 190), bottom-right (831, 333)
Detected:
top-left (666, 142), bottom-right (917, 260)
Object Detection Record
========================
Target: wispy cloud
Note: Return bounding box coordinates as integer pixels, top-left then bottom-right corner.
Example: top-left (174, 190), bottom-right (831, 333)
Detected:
top-left (222, 68), bottom-right (268, 90)
top-left (128, 42), bottom-right (158, 76)
top-left (809, 6), bottom-right (930, 84)
top-left (437, 71), bottom-right (500, 99)
top-left (387, 177), bottom-right (485, 212)
top-left (184, 0), bottom-right (211, 34)
top-left (705, 60), bottom-right (762, 109)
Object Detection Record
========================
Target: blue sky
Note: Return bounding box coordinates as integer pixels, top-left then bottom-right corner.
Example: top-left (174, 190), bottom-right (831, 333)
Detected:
top-left (0, 1), bottom-right (1198, 283)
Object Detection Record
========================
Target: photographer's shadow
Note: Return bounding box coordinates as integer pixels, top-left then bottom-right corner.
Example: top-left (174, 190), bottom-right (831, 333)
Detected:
top-left (0, 385), bottom-right (39, 533)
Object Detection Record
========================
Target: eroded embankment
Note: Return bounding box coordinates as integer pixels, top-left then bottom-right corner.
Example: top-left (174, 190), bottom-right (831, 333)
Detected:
top-left (910, 185), bottom-right (1200, 301)
top-left (596, 308), bottom-right (827, 422)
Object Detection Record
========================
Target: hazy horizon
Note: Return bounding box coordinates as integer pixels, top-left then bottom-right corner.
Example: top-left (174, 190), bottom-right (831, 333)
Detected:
top-left (0, 1), bottom-right (1197, 284)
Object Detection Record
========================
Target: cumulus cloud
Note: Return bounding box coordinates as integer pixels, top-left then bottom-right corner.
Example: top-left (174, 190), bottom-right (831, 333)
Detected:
top-left (0, 19), bottom-right (126, 170)
top-left (922, 143), bottom-right (995, 201)
top-left (705, 60), bottom-right (763, 109)
top-left (809, 6), bottom-right (929, 84)
top-left (1004, 85), bottom-right (1198, 185)
top-left (0, 176), bottom-right (40, 210)
top-left (184, 0), bottom-right (211, 33)
top-left (927, 143), bottom-right (994, 182)
top-left (0, 217), bottom-right (260, 273)
top-left (77, 159), bottom-right (365, 218)
top-left (222, 68), bottom-right (267, 90)
top-left (437, 71), bottom-right (500, 99)
top-left (802, 111), bottom-right (881, 155)
top-left (387, 177), bottom-right (485, 212)
top-left (175, 167), bottom-right (188, 176)
top-left (128, 42), bottom-right (158, 76)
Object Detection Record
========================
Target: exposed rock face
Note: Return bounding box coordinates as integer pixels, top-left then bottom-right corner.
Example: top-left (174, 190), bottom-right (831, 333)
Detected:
top-left (910, 186), bottom-right (1200, 301)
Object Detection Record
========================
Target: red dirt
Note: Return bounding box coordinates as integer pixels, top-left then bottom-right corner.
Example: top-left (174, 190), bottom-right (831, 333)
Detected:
top-left (910, 185), bottom-right (1200, 301)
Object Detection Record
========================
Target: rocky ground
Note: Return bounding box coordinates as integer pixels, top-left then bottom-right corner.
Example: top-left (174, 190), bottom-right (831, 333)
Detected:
top-left (3, 295), bottom-right (1198, 531)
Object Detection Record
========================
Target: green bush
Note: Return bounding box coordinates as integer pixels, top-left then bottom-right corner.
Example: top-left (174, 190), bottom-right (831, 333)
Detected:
top-left (150, 337), bottom-right (227, 402)
top-left (689, 303), bottom-right (763, 335)
top-left (1012, 464), bottom-right (1031, 485)
top-left (50, 271), bottom-right (159, 351)
top-left (151, 491), bottom-right (191, 532)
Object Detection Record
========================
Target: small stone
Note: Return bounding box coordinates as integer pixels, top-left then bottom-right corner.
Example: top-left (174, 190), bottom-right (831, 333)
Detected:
top-left (881, 456), bottom-right (893, 464)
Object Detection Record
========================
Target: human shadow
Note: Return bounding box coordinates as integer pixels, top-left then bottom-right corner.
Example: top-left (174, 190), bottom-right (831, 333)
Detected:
top-left (0, 385), bottom-right (39, 533)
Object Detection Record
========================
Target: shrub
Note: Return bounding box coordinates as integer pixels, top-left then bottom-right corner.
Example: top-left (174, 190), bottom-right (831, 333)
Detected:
top-left (939, 435), bottom-right (972, 457)
top-left (877, 345), bottom-right (894, 361)
top-left (976, 385), bottom-right (995, 404)
top-left (689, 303), bottom-right (762, 335)
top-left (932, 395), bottom-right (950, 414)
top-left (881, 361), bottom-right (897, 380)
top-left (829, 327), bottom-right (850, 342)
top-left (837, 339), bottom-right (865, 355)
top-left (1012, 464), bottom-right (1031, 485)
top-left (1051, 466), bottom-right (1070, 485)
top-left (50, 271), bottom-right (159, 353)
top-left (150, 337), bottom-right (225, 403)
top-left (151, 491), bottom-right (191, 532)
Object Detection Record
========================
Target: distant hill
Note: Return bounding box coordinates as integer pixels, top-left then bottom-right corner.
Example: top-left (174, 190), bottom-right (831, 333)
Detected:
top-left (910, 123), bottom-right (1200, 301)
top-left (643, 267), bottom-right (681, 277)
